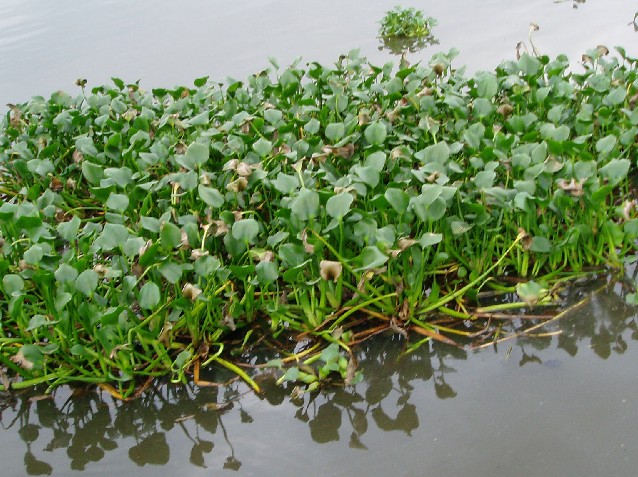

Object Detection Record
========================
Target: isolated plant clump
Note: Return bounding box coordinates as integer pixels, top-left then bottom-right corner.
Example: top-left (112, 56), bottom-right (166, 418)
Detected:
top-left (1, 45), bottom-right (638, 398)
top-left (378, 6), bottom-right (437, 39)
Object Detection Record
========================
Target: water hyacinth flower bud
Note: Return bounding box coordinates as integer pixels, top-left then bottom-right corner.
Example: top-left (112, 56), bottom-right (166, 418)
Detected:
top-left (180, 229), bottom-right (190, 248)
top-left (236, 162), bottom-right (253, 177)
top-left (223, 159), bottom-right (239, 172)
top-left (93, 264), bottom-right (109, 277)
top-left (397, 238), bottom-right (417, 251)
top-left (209, 220), bottom-right (228, 237)
top-left (226, 177), bottom-right (248, 192)
top-left (556, 178), bottom-right (585, 197)
top-left (182, 283), bottom-right (202, 301)
top-left (190, 249), bottom-right (209, 260)
top-left (320, 260), bottom-right (343, 282)
top-left (432, 63), bottom-right (445, 77)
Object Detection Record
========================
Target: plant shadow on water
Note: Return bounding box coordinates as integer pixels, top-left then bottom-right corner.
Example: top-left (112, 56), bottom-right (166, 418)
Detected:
top-left (1, 273), bottom-right (637, 475)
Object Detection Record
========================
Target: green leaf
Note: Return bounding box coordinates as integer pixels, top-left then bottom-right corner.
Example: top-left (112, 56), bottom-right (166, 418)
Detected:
top-left (57, 216), bottom-right (81, 242)
top-left (599, 159), bottom-right (630, 186)
top-left (76, 270), bottom-right (98, 296)
top-left (27, 314), bottom-right (56, 331)
top-left (364, 121), bottom-right (387, 146)
top-left (304, 118), bottom-right (320, 134)
top-left (595, 135), bottom-right (617, 155)
top-left (516, 280), bottom-right (548, 306)
top-left (256, 261), bottom-right (279, 285)
top-left (55, 263), bottom-right (78, 284)
top-left (75, 136), bottom-right (98, 156)
top-left (23, 245), bottom-right (44, 265)
top-left (603, 87), bottom-right (626, 106)
top-left (140, 216), bottom-right (161, 233)
top-left (325, 123), bottom-right (345, 142)
top-left (326, 193), bottom-right (354, 219)
top-left (291, 188), bottom-right (319, 221)
top-left (253, 138), bottom-right (273, 157)
top-left (272, 173), bottom-right (299, 194)
top-left (2, 274), bottom-right (24, 296)
top-left (264, 109), bottom-right (283, 124)
top-left (473, 170), bottom-right (496, 189)
top-left (530, 236), bottom-right (552, 253)
top-left (160, 222), bottom-right (182, 249)
top-left (418, 141), bottom-right (450, 163)
top-left (418, 233), bottom-right (443, 248)
top-left (105, 193), bottom-right (129, 212)
top-left (139, 282), bottom-right (161, 310)
top-left (476, 72), bottom-right (498, 99)
top-left (81, 161), bottom-right (104, 185)
top-left (158, 262), bottom-right (183, 284)
top-left (355, 246), bottom-right (388, 271)
top-left (198, 185), bottom-right (225, 208)
top-left (356, 166), bottom-right (380, 188)
top-left (186, 142), bottom-right (209, 167)
top-left (101, 223), bottom-right (129, 249)
top-left (232, 218), bottom-right (260, 242)
top-left (384, 188), bottom-right (409, 214)
top-left (16, 345), bottom-right (44, 370)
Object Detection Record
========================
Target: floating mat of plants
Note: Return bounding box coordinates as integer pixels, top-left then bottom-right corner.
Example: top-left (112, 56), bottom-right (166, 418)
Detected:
top-left (1, 46), bottom-right (637, 398)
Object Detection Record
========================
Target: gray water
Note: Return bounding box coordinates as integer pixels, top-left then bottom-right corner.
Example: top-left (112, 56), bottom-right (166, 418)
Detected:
top-left (1, 1), bottom-right (638, 476)
top-left (1, 278), bottom-right (637, 476)
top-left (0, 0), bottom-right (636, 107)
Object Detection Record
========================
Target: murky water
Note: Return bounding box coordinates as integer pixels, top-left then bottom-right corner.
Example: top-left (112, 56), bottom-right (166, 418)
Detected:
top-left (1, 1), bottom-right (638, 476)
top-left (0, 0), bottom-right (636, 107)
top-left (1, 277), bottom-right (637, 476)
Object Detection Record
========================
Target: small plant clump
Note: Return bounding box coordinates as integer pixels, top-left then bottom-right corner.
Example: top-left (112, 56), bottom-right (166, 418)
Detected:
top-left (1, 45), bottom-right (638, 398)
top-left (378, 6), bottom-right (438, 54)
top-left (378, 6), bottom-right (436, 39)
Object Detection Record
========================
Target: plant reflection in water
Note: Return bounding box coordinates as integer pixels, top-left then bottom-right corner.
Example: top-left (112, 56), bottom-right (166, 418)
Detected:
top-left (1, 276), bottom-right (637, 474)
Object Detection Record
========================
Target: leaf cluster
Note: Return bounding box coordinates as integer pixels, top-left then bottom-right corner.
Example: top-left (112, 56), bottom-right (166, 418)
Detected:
top-left (1, 45), bottom-right (638, 396)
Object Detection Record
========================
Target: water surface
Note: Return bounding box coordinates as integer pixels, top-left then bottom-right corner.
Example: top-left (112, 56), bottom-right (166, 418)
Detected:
top-left (0, 0), bottom-right (636, 107)
top-left (1, 278), bottom-right (637, 476)
top-left (1, 1), bottom-right (637, 476)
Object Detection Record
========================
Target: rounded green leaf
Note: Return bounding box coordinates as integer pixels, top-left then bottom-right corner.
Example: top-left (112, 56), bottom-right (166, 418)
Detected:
top-left (325, 122), bottom-right (345, 142)
top-left (473, 170), bottom-right (496, 189)
top-left (232, 218), bottom-right (260, 242)
top-left (160, 222), bottom-right (182, 249)
top-left (355, 246), bottom-right (388, 271)
top-left (326, 193), bottom-right (354, 219)
top-left (291, 188), bottom-right (319, 221)
top-left (364, 121), bottom-right (387, 146)
top-left (158, 262), bottom-right (183, 284)
top-left (57, 216), bottom-right (81, 242)
top-left (76, 270), bottom-right (98, 296)
top-left (23, 245), bottom-right (44, 265)
top-left (272, 173), bottom-right (299, 194)
top-left (55, 264), bottom-right (78, 284)
top-left (139, 282), bottom-right (161, 310)
top-left (599, 158), bottom-right (630, 186)
top-left (105, 192), bottom-right (129, 212)
top-left (186, 142), bottom-right (209, 167)
top-left (596, 135), bottom-right (617, 155)
top-left (256, 261), bottom-right (279, 285)
top-left (384, 188), bottom-right (409, 214)
top-left (2, 274), bottom-right (24, 296)
top-left (418, 233), bottom-right (443, 248)
top-left (198, 185), bottom-right (225, 208)
top-left (253, 138), bottom-right (273, 157)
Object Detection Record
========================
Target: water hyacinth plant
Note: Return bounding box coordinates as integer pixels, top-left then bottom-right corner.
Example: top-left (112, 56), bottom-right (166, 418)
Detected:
top-left (1, 45), bottom-right (638, 398)
top-left (378, 6), bottom-right (438, 54)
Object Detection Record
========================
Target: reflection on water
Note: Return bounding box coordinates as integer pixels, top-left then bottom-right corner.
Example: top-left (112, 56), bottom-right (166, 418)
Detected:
top-left (0, 0), bottom-right (636, 107)
top-left (1, 277), bottom-right (637, 476)
top-left (1, 1), bottom-right (638, 475)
